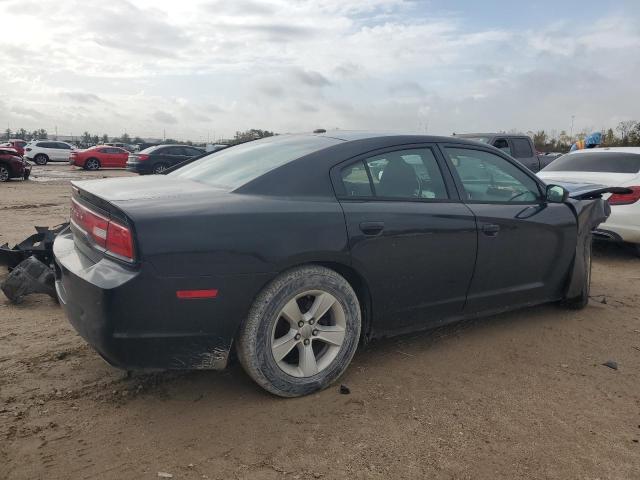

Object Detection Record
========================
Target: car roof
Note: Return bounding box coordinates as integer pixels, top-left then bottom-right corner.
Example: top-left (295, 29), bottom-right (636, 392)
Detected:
top-left (455, 133), bottom-right (528, 138)
top-left (312, 130), bottom-right (482, 145)
top-left (567, 147), bottom-right (640, 155)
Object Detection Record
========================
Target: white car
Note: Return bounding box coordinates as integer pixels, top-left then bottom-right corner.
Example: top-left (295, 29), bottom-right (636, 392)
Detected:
top-left (24, 140), bottom-right (76, 165)
top-left (539, 147), bottom-right (640, 256)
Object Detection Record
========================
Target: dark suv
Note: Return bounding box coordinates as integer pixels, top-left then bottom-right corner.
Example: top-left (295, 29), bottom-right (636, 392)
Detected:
top-left (126, 145), bottom-right (205, 175)
top-left (0, 147), bottom-right (30, 182)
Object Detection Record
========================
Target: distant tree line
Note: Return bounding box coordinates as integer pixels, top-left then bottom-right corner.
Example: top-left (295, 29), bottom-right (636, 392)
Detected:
top-left (3, 127), bottom-right (277, 148)
top-left (8, 121), bottom-right (637, 151)
top-left (530, 120), bottom-right (640, 153)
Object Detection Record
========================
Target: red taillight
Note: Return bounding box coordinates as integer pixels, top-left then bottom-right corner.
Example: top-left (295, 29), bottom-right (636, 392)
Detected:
top-left (608, 186), bottom-right (640, 206)
top-left (106, 221), bottom-right (134, 259)
top-left (70, 198), bottom-right (134, 261)
top-left (137, 154), bottom-right (149, 161)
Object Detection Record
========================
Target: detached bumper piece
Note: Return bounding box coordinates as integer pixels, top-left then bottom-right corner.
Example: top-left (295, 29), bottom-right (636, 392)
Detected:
top-left (1, 256), bottom-right (56, 303)
top-left (0, 223), bottom-right (68, 303)
top-left (0, 223), bottom-right (68, 270)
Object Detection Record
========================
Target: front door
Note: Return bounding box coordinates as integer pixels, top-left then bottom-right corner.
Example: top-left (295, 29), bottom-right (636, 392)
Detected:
top-left (441, 145), bottom-right (577, 313)
top-left (334, 145), bottom-right (478, 334)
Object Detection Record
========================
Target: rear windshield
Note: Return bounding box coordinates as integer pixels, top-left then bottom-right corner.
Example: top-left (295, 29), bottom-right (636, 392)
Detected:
top-left (542, 151), bottom-right (640, 173)
top-left (170, 135), bottom-right (341, 189)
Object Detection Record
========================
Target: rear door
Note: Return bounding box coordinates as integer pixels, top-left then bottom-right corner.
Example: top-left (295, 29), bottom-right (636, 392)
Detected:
top-left (112, 147), bottom-right (129, 167)
top-left (509, 137), bottom-right (539, 172)
top-left (441, 144), bottom-right (577, 313)
top-left (333, 144), bottom-right (478, 333)
top-left (56, 142), bottom-right (72, 161)
top-left (160, 147), bottom-right (187, 167)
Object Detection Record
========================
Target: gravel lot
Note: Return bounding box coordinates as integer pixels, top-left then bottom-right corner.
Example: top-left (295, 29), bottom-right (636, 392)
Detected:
top-left (1, 165), bottom-right (640, 479)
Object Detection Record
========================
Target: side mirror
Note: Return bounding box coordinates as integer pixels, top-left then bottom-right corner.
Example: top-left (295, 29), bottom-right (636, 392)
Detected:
top-left (546, 184), bottom-right (569, 203)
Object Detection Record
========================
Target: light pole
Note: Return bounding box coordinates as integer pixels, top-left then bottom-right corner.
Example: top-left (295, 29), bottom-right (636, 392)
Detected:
top-left (570, 115), bottom-right (575, 140)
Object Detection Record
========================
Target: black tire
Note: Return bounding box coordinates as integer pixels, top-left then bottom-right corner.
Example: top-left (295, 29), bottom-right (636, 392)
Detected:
top-left (633, 243), bottom-right (640, 258)
top-left (236, 265), bottom-right (361, 397)
top-left (152, 163), bottom-right (168, 174)
top-left (0, 165), bottom-right (10, 182)
top-left (84, 158), bottom-right (100, 171)
top-left (34, 154), bottom-right (48, 165)
top-left (562, 236), bottom-right (592, 309)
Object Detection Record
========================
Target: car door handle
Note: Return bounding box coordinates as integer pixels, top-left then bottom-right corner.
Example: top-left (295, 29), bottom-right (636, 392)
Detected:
top-left (359, 221), bottom-right (385, 236)
top-left (481, 224), bottom-right (500, 236)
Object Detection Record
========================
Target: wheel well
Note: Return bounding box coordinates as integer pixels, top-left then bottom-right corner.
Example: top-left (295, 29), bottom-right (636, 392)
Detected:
top-left (86, 157), bottom-right (100, 164)
top-left (35, 153), bottom-right (48, 158)
top-left (312, 261), bottom-right (373, 344)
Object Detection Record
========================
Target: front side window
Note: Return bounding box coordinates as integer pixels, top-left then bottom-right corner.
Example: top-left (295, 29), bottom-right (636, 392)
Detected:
top-left (493, 138), bottom-right (512, 155)
top-left (445, 147), bottom-right (541, 203)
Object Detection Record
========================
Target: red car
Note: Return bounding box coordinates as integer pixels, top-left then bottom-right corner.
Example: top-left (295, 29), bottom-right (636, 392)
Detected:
top-left (0, 147), bottom-right (30, 182)
top-left (70, 146), bottom-right (129, 170)
top-left (1, 139), bottom-right (28, 157)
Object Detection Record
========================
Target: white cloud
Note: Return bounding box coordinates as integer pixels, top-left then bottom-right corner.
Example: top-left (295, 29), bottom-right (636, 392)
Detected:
top-left (0, 0), bottom-right (638, 140)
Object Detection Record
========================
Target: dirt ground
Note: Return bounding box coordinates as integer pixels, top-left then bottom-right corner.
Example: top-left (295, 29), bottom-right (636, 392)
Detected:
top-left (1, 165), bottom-right (640, 479)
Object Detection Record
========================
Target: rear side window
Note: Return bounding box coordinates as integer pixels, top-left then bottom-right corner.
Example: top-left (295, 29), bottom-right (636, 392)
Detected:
top-left (341, 162), bottom-right (373, 197)
top-left (511, 138), bottom-right (533, 158)
top-left (340, 148), bottom-right (448, 200)
top-left (185, 147), bottom-right (204, 156)
top-left (542, 152), bottom-right (640, 173)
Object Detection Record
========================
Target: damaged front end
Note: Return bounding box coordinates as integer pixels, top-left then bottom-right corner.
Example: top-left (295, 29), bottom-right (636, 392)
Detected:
top-left (0, 223), bottom-right (68, 303)
top-left (554, 183), bottom-right (632, 299)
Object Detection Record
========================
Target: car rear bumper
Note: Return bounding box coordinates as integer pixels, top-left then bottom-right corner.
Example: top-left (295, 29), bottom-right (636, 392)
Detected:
top-left (597, 204), bottom-right (640, 244)
top-left (53, 229), bottom-right (240, 370)
top-left (126, 162), bottom-right (150, 174)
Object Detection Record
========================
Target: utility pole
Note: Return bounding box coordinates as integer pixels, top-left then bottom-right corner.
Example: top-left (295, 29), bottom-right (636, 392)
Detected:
top-left (163, 128), bottom-right (166, 141)
top-left (55, 125), bottom-right (58, 140)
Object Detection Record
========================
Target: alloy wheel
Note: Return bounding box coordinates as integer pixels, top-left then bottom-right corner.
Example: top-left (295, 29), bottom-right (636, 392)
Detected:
top-left (153, 164), bottom-right (167, 174)
top-left (0, 166), bottom-right (9, 182)
top-left (86, 159), bottom-right (100, 170)
top-left (270, 290), bottom-right (347, 377)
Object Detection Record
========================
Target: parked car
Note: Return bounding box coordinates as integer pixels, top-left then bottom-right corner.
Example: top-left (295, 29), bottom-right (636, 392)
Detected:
top-left (54, 132), bottom-right (621, 397)
top-left (539, 147), bottom-right (640, 256)
top-left (70, 146), bottom-right (130, 170)
top-left (104, 142), bottom-right (134, 152)
top-left (1, 139), bottom-right (28, 157)
top-left (0, 147), bottom-right (30, 181)
top-left (456, 133), bottom-right (555, 172)
top-left (126, 144), bottom-right (206, 174)
top-left (24, 140), bottom-right (75, 165)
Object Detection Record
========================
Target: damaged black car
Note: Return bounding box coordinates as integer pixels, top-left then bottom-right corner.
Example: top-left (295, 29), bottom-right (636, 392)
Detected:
top-left (52, 132), bottom-right (624, 397)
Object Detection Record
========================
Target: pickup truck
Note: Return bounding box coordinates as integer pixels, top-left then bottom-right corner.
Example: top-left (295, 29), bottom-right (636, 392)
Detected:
top-left (455, 133), bottom-right (558, 172)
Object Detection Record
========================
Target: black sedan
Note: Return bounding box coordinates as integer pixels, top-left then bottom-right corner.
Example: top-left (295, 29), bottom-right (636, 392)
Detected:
top-left (53, 132), bottom-right (619, 397)
top-left (126, 144), bottom-right (205, 175)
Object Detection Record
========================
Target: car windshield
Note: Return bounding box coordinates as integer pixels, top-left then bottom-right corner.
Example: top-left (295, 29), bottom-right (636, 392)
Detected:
top-left (542, 151), bottom-right (640, 173)
top-left (170, 135), bottom-right (341, 189)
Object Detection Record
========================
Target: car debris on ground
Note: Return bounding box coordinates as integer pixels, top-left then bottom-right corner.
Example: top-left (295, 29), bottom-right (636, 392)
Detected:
top-left (0, 223), bottom-right (68, 303)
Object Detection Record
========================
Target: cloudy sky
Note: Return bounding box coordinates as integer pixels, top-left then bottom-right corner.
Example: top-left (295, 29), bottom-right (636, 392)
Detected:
top-left (1, 0), bottom-right (639, 141)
